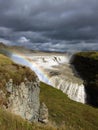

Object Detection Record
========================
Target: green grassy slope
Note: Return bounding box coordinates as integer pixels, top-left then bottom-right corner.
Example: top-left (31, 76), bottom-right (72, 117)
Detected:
top-left (0, 108), bottom-right (57, 130)
top-left (74, 51), bottom-right (98, 60)
top-left (40, 82), bottom-right (98, 130)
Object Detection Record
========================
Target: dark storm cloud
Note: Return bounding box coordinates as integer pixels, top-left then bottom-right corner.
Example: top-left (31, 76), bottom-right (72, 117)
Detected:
top-left (0, 0), bottom-right (98, 51)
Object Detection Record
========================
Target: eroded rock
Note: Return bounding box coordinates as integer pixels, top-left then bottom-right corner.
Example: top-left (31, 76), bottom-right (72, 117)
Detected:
top-left (6, 78), bottom-right (40, 122)
top-left (39, 102), bottom-right (48, 124)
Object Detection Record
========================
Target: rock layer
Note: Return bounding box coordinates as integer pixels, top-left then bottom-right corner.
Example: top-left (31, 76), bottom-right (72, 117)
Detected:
top-left (6, 78), bottom-right (40, 122)
top-left (39, 102), bottom-right (48, 124)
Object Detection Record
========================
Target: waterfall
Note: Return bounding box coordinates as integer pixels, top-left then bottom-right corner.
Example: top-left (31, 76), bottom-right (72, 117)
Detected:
top-left (49, 76), bottom-right (86, 103)
top-left (10, 51), bottom-right (86, 104)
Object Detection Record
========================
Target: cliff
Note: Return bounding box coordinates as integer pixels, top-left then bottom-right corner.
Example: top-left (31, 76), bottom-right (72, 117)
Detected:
top-left (0, 54), bottom-right (48, 123)
top-left (71, 52), bottom-right (98, 106)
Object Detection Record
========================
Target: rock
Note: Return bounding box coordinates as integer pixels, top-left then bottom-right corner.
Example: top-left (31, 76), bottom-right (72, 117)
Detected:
top-left (4, 77), bottom-right (49, 123)
top-left (0, 90), bottom-right (6, 106)
top-left (6, 79), bottom-right (13, 93)
top-left (39, 102), bottom-right (48, 124)
top-left (6, 78), bottom-right (40, 122)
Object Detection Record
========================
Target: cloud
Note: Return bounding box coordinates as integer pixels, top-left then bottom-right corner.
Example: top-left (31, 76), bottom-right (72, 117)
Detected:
top-left (0, 27), bottom-right (12, 38)
top-left (17, 36), bottom-right (30, 43)
top-left (0, 38), bottom-right (13, 45)
top-left (0, 0), bottom-right (98, 52)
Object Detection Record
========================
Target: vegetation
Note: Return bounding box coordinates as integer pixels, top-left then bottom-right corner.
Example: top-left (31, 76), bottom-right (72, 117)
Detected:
top-left (74, 51), bottom-right (98, 60)
top-left (0, 54), bottom-right (36, 87)
top-left (0, 108), bottom-right (58, 130)
top-left (40, 82), bottom-right (98, 130)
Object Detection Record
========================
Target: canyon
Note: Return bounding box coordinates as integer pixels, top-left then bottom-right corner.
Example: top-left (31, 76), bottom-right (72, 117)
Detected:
top-left (10, 50), bottom-right (86, 104)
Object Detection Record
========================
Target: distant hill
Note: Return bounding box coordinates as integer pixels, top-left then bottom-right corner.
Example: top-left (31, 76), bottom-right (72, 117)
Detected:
top-left (0, 42), bottom-right (66, 54)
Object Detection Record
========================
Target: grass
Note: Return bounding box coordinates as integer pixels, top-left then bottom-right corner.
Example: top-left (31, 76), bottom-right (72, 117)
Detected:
top-left (40, 82), bottom-right (98, 130)
top-left (0, 108), bottom-right (58, 130)
top-left (0, 54), bottom-right (36, 87)
top-left (74, 51), bottom-right (98, 60)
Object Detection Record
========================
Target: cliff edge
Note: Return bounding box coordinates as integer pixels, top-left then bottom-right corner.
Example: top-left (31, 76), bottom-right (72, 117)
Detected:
top-left (71, 52), bottom-right (98, 106)
top-left (0, 54), bottom-right (48, 123)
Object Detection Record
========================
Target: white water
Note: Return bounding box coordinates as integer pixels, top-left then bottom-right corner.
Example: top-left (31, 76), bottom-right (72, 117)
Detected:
top-left (11, 52), bottom-right (86, 104)
top-left (49, 76), bottom-right (86, 103)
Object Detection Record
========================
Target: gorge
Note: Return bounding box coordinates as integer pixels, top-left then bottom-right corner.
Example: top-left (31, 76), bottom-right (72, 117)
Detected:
top-left (10, 50), bottom-right (86, 104)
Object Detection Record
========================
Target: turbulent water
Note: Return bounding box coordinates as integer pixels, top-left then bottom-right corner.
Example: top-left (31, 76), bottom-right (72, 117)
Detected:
top-left (11, 51), bottom-right (86, 104)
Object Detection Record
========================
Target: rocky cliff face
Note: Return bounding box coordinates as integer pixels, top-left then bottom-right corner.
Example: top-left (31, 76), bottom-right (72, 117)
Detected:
top-left (71, 52), bottom-right (98, 106)
top-left (6, 78), bottom-right (40, 122)
top-left (0, 78), bottom-right (49, 123)
top-left (39, 102), bottom-right (48, 123)
top-left (0, 54), bottom-right (48, 123)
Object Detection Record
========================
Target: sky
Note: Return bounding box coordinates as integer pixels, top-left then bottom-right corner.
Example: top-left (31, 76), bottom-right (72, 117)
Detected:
top-left (0, 0), bottom-right (98, 52)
